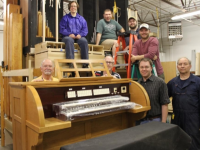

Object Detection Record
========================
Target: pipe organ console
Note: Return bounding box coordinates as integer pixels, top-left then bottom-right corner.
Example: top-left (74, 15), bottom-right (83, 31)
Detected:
top-left (10, 79), bottom-right (150, 150)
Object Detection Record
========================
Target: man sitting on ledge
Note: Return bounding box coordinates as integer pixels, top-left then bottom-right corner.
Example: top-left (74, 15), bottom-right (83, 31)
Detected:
top-left (95, 55), bottom-right (121, 79)
top-left (96, 9), bottom-right (125, 58)
top-left (32, 59), bottom-right (59, 82)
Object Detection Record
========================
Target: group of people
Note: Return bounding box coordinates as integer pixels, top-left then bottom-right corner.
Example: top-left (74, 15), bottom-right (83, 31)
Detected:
top-left (33, 56), bottom-right (200, 150)
top-left (33, 1), bottom-right (200, 150)
top-left (59, 1), bottom-right (164, 80)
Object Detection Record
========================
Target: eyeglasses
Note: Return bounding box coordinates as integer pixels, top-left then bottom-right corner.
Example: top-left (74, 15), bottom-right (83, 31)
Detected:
top-left (106, 61), bottom-right (114, 64)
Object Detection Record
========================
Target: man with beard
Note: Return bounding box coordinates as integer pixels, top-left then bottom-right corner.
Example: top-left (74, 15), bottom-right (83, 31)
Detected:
top-left (124, 17), bottom-right (140, 50)
top-left (95, 55), bottom-right (121, 79)
top-left (167, 57), bottom-right (200, 150)
top-left (96, 9), bottom-right (125, 58)
top-left (131, 23), bottom-right (164, 80)
top-left (138, 58), bottom-right (169, 124)
top-left (32, 59), bottom-right (59, 82)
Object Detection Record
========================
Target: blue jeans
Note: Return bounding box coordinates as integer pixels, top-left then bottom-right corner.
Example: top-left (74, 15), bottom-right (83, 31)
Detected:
top-left (62, 36), bottom-right (88, 59)
top-left (140, 117), bottom-right (161, 125)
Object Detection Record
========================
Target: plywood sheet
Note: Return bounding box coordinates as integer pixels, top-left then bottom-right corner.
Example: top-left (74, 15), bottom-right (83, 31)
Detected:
top-left (195, 53), bottom-right (200, 75)
top-left (7, 4), bottom-right (20, 70)
top-left (9, 13), bottom-right (23, 82)
top-left (161, 61), bottom-right (176, 83)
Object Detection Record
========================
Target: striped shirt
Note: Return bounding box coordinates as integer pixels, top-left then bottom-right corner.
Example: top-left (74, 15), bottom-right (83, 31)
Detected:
top-left (138, 75), bottom-right (170, 117)
top-left (95, 71), bottom-right (121, 79)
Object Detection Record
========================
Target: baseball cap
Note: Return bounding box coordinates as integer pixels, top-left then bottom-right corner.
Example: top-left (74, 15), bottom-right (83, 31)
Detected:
top-left (128, 16), bottom-right (137, 21)
top-left (139, 23), bottom-right (150, 30)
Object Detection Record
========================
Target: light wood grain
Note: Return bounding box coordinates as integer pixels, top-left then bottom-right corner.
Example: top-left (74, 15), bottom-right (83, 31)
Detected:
top-left (0, 66), bottom-right (5, 146)
top-left (9, 79), bottom-right (150, 150)
top-left (161, 61), bottom-right (176, 83)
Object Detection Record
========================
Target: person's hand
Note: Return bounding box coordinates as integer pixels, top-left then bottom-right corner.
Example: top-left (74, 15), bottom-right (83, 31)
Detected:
top-left (131, 54), bottom-right (136, 63)
top-left (153, 55), bottom-right (157, 60)
top-left (112, 75), bottom-right (117, 79)
top-left (124, 46), bottom-right (129, 51)
top-left (69, 34), bottom-right (75, 39)
top-left (102, 74), bottom-right (108, 77)
top-left (76, 34), bottom-right (81, 39)
top-left (33, 79), bottom-right (44, 82)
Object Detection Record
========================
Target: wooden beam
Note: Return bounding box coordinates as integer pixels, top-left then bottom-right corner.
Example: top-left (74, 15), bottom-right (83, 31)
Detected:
top-left (0, 66), bottom-right (5, 146)
top-left (3, 69), bottom-right (32, 77)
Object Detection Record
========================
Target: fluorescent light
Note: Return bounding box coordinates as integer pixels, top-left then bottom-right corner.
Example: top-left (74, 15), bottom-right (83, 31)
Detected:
top-left (0, 21), bottom-right (4, 25)
top-left (171, 10), bottom-right (200, 20)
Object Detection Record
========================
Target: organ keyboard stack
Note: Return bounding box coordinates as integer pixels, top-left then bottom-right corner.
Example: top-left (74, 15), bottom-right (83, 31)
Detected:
top-left (9, 79), bottom-right (151, 150)
top-left (53, 95), bottom-right (140, 121)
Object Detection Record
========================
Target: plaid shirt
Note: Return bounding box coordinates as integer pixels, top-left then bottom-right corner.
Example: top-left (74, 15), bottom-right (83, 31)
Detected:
top-left (138, 75), bottom-right (170, 117)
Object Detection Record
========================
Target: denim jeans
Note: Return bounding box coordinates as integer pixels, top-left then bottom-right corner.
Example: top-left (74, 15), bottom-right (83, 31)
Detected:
top-left (62, 36), bottom-right (88, 60)
top-left (140, 117), bottom-right (161, 125)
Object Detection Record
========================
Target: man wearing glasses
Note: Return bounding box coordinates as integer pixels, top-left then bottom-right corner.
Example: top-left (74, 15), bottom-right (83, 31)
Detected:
top-left (95, 55), bottom-right (121, 79)
top-left (32, 59), bottom-right (59, 82)
top-left (167, 57), bottom-right (200, 150)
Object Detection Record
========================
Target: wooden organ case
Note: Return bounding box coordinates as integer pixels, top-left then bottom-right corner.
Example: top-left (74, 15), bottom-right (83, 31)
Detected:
top-left (10, 79), bottom-right (150, 150)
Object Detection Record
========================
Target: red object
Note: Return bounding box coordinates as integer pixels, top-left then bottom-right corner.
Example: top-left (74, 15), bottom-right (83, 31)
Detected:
top-left (113, 33), bottom-right (138, 78)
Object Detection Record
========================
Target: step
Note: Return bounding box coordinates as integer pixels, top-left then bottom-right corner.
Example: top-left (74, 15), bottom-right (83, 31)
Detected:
top-left (117, 50), bottom-right (129, 54)
top-left (114, 64), bottom-right (128, 67)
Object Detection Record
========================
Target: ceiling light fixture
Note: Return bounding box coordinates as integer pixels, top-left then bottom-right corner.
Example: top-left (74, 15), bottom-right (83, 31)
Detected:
top-left (171, 10), bottom-right (200, 20)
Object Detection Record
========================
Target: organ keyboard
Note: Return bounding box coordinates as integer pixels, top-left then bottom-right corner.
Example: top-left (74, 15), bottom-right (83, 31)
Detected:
top-left (10, 79), bottom-right (151, 150)
top-left (53, 95), bottom-right (139, 121)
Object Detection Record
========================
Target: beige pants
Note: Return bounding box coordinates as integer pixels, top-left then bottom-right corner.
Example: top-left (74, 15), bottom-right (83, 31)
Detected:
top-left (101, 39), bottom-right (122, 57)
top-left (100, 39), bottom-right (118, 50)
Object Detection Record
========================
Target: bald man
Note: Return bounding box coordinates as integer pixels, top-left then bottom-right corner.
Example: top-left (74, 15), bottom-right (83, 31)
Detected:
top-left (167, 57), bottom-right (200, 150)
top-left (95, 56), bottom-right (121, 79)
top-left (32, 59), bottom-right (59, 82)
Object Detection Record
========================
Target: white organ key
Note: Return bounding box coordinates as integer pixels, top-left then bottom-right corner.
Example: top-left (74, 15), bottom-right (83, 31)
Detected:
top-left (61, 96), bottom-right (129, 110)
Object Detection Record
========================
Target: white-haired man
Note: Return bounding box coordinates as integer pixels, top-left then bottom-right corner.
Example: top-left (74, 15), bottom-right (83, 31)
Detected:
top-left (32, 59), bottom-right (59, 82)
top-left (95, 55), bottom-right (121, 79)
top-left (167, 57), bottom-right (200, 150)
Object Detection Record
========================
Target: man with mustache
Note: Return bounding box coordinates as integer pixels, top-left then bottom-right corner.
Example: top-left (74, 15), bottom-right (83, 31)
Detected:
top-left (131, 23), bottom-right (164, 80)
top-left (167, 57), bottom-right (200, 150)
top-left (32, 59), bottom-right (59, 82)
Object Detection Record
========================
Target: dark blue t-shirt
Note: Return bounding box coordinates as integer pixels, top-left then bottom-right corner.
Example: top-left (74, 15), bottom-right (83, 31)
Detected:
top-left (125, 28), bottom-right (141, 46)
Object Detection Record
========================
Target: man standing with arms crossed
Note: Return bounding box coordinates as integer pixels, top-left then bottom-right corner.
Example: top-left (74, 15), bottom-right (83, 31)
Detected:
top-left (96, 9), bottom-right (125, 58)
top-left (131, 23), bottom-right (164, 80)
top-left (167, 57), bottom-right (200, 150)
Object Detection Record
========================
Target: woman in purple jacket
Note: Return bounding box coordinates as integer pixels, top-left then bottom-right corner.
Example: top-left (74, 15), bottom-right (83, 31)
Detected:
top-left (59, 1), bottom-right (88, 68)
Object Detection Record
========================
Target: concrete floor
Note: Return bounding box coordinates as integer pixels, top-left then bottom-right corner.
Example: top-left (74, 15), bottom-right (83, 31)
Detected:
top-left (0, 142), bottom-right (12, 150)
